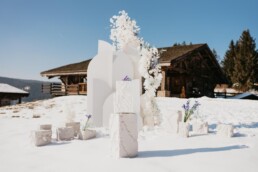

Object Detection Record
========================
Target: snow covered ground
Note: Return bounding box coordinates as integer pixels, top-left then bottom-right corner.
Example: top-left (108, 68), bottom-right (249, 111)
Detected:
top-left (0, 95), bottom-right (258, 172)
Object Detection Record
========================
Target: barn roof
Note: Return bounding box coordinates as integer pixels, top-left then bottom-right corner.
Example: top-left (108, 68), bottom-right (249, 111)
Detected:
top-left (158, 44), bottom-right (206, 63)
top-left (0, 83), bottom-right (29, 95)
top-left (40, 59), bottom-right (91, 77)
top-left (40, 43), bottom-right (215, 78)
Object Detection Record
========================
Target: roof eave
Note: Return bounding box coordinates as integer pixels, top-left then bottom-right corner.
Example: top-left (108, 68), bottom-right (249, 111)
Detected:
top-left (41, 71), bottom-right (87, 77)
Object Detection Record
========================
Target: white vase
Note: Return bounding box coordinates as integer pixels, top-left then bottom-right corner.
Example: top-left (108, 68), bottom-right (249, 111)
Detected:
top-left (79, 129), bottom-right (96, 140)
top-left (178, 122), bottom-right (190, 137)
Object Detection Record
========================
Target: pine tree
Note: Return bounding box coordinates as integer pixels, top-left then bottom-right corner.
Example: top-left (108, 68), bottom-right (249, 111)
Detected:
top-left (212, 48), bottom-right (221, 63)
top-left (221, 40), bottom-right (236, 85)
top-left (232, 30), bottom-right (258, 91)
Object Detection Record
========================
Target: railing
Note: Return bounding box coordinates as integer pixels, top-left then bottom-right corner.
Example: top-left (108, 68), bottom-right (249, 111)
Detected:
top-left (42, 83), bottom-right (86, 96)
top-left (42, 83), bottom-right (65, 96)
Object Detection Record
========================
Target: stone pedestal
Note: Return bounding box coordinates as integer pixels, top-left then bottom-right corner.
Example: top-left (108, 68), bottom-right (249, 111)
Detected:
top-left (66, 122), bottom-right (80, 137)
top-left (56, 127), bottom-right (74, 141)
top-left (192, 120), bottom-right (209, 134)
top-left (39, 124), bottom-right (52, 131)
top-left (217, 124), bottom-right (234, 137)
top-left (178, 122), bottom-right (190, 137)
top-left (110, 113), bottom-right (138, 158)
top-left (114, 81), bottom-right (134, 113)
top-left (79, 129), bottom-right (96, 140)
top-left (33, 130), bottom-right (52, 146)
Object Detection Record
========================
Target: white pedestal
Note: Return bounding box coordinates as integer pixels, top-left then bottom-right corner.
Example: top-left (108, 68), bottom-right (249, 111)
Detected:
top-left (66, 122), bottom-right (80, 137)
top-left (114, 81), bottom-right (134, 113)
top-left (56, 127), bottom-right (74, 141)
top-left (192, 120), bottom-right (209, 134)
top-left (33, 130), bottom-right (52, 146)
top-left (79, 129), bottom-right (96, 140)
top-left (217, 124), bottom-right (234, 137)
top-left (178, 122), bottom-right (190, 138)
top-left (110, 113), bottom-right (138, 158)
top-left (39, 124), bottom-right (52, 131)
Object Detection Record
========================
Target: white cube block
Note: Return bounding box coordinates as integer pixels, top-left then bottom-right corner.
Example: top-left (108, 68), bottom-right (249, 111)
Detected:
top-left (217, 124), bottom-right (234, 137)
top-left (110, 113), bottom-right (138, 158)
top-left (33, 130), bottom-right (52, 146)
top-left (39, 124), bottom-right (52, 131)
top-left (192, 120), bottom-right (209, 134)
top-left (114, 81), bottom-right (134, 113)
top-left (178, 122), bottom-right (190, 138)
top-left (66, 122), bottom-right (80, 137)
top-left (56, 127), bottom-right (74, 141)
top-left (79, 129), bottom-right (96, 140)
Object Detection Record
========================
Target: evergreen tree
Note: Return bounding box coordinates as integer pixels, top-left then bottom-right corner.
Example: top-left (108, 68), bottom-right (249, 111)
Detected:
top-left (212, 48), bottom-right (221, 63)
top-left (221, 40), bottom-right (236, 85)
top-left (232, 30), bottom-right (258, 91)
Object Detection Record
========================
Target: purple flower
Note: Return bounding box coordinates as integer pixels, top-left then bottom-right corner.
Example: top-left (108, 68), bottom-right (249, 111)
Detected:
top-left (83, 114), bottom-right (92, 131)
top-left (182, 100), bottom-right (200, 122)
top-left (123, 75), bottom-right (131, 81)
top-left (85, 114), bottom-right (92, 119)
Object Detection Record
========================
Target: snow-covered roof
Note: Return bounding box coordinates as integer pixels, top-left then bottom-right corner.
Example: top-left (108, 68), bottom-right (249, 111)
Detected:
top-left (231, 92), bottom-right (258, 100)
top-left (0, 83), bottom-right (29, 94)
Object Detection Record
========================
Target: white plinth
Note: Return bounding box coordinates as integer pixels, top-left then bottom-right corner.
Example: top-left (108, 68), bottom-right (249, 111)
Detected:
top-left (114, 81), bottom-right (134, 113)
top-left (56, 127), bottom-right (74, 141)
top-left (192, 120), bottom-right (209, 134)
top-left (39, 124), bottom-right (52, 131)
top-left (33, 130), bottom-right (52, 146)
top-left (217, 124), bottom-right (234, 137)
top-left (66, 122), bottom-right (80, 137)
top-left (110, 113), bottom-right (138, 158)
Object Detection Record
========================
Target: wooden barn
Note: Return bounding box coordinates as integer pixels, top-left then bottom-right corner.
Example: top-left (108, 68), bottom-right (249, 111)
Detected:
top-left (41, 43), bottom-right (227, 98)
top-left (0, 83), bottom-right (29, 107)
top-left (40, 59), bottom-right (90, 96)
top-left (157, 44), bottom-right (227, 97)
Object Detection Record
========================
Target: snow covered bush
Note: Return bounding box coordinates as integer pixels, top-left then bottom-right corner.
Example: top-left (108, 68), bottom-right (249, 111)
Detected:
top-left (110, 10), bottom-right (162, 126)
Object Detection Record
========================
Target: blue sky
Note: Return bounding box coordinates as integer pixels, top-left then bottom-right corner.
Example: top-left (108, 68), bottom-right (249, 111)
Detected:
top-left (0, 0), bottom-right (257, 80)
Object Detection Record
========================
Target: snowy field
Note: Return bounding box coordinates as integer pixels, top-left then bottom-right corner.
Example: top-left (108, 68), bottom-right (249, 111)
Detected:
top-left (0, 95), bottom-right (258, 172)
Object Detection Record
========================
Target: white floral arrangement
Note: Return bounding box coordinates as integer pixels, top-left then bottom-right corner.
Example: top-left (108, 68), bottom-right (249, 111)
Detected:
top-left (110, 10), bottom-right (162, 126)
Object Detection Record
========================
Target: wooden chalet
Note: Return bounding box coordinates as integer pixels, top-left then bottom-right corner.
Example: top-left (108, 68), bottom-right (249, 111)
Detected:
top-left (40, 59), bottom-right (91, 96)
top-left (41, 43), bottom-right (226, 98)
top-left (0, 83), bottom-right (29, 107)
top-left (157, 44), bottom-right (227, 98)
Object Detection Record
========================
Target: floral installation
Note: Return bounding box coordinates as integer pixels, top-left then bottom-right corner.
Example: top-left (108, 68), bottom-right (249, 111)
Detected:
top-left (123, 75), bottom-right (131, 81)
top-left (82, 114), bottom-right (92, 131)
top-left (182, 100), bottom-right (201, 122)
top-left (110, 10), bottom-right (162, 125)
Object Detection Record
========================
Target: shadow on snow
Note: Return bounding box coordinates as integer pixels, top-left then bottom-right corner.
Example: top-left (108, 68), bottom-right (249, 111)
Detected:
top-left (138, 145), bottom-right (248, 158)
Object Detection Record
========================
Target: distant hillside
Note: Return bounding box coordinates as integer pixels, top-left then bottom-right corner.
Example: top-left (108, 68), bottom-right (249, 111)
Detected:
top-left (0, 76), bottom-right (53, 102)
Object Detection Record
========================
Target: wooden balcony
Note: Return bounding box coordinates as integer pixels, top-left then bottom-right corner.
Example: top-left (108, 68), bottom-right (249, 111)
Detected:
top-left (42, 83), bottom-right (86, 96)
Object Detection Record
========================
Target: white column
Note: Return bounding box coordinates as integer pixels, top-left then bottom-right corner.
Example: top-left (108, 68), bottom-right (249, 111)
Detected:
top-left (110, 113), bottom-right (138, 158)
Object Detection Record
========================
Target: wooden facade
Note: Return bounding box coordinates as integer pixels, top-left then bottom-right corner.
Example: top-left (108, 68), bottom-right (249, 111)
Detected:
top-left (157, 44), bottom-right (227, 98)
top-left (40, 60), bottom-right (90, 96)
top-left (41, 44), bottom-right (227, 98)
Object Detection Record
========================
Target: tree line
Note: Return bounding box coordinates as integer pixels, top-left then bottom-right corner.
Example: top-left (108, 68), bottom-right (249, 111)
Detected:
top-left (221, 30), bottom-right (258, 91)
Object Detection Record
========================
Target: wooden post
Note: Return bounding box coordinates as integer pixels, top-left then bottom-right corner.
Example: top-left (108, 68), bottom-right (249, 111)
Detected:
top-left (18, 97), bottom-right (21, 104)
top-left (161, 70), bottom-right (166, 91)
